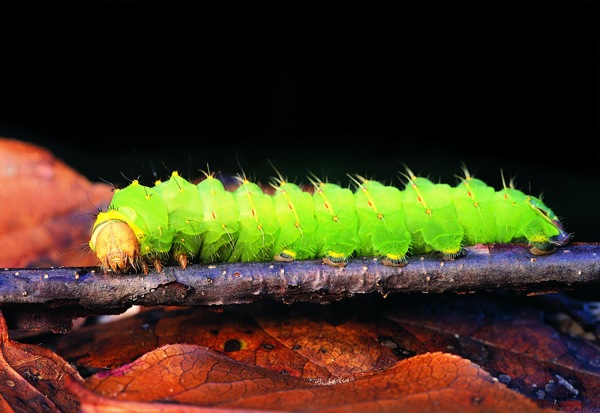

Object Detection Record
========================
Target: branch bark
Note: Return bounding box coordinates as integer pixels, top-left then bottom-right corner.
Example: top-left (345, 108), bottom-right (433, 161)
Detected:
top-left (1, 243), bottom-right (598, 333)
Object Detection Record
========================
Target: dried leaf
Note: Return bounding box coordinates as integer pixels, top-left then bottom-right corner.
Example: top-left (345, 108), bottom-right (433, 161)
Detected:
top-left (57, 305), bottom-right (403, 379)
top-left (0, 137), bottom-right (112, 268)
top-left (65, 374), bottom-right (277, 413)
top-left (0, 310), bottom-right (84, 412)
top-left (56, 295), bottom-right (600, 412)
top-left (381, 294), bottom-right (600, 411)
top-left (58, 306), bottom-right (335, 380)
top-left (78, 343), bottom-right (549, 412)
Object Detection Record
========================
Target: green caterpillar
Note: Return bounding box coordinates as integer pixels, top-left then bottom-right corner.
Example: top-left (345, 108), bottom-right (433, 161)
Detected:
top-left (88, 168), bottom-right (570, 274)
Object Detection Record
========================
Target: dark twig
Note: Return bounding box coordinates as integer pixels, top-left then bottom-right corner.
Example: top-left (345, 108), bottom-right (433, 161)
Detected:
top-left (1, 243), bottom-right (598, 333)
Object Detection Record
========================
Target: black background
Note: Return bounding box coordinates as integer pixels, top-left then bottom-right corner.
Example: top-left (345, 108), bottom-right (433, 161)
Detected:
top-left (1, 1), bottom-right (598, 242)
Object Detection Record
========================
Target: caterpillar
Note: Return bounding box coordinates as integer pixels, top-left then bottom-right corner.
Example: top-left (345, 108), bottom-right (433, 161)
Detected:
top-left (88, 167), bottom-right (570, 275)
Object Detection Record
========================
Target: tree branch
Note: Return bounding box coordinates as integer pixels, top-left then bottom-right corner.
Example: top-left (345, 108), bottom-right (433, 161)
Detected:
top-left (1, 242), bottom-right (598, 333)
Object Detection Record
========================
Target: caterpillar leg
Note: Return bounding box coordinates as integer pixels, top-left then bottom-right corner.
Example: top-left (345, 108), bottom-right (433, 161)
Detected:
top-left (274, 249), bottom-right (296, 263)
top-left (322, 251), bottom-right (350, 268)
top-left (152, 258), bottom-right (163, 273)
top-left (381, 254), bottom-right (409, 267)
top-left (440, 247), bottom-right (467, 261)
top-left (369, 231), bottom-right (411, 267)
top-left (316, 227), bottom-right (360, 268)
top-left (138, 254), bottom-right (166, 274)
top-left (530, 244), bottom-right (557, 256)
top-left (530, 232), bottom-right (570, 256)
top-left (140, 261), bottom-right (150, 275)
top-left (175, 253), bottom-right (189, 269)
top-left (529, 220), bottom-right (570, 256)
top-left (273, 238), bottom-right (317, 263)
top-left (324, 252), bottom-right (409, 268)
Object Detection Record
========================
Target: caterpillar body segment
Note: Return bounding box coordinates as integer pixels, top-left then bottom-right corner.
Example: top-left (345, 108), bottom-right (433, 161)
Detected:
top-left (153, 171), bottom-right (203, 269)
top-left (451, 176), bottom-right (499, 246)
top-left (88, 169), bottom-right (570, 274)
top-left (270, 178), bottom-right (318, 263)
top-left (352, 177), bottom-right (410, 267)
top-left (227, 178), bottom-right (279, 263)
top-left (401, 175), bottom-right (465, 259)
top-left (195, 173), bottom-right (239, 264)
top-left (311, 179), bottom-right (361, 268)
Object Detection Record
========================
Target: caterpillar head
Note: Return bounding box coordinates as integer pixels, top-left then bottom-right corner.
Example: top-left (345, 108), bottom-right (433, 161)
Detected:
top-left (89, 210), bottom-right (141, 273)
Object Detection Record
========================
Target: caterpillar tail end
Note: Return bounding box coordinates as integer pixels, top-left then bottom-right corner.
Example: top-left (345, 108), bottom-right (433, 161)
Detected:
top-left (91, 220), bottom-right (141, 274)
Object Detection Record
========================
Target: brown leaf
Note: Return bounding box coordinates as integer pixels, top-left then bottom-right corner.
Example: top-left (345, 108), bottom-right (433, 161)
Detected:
top-left (0, 137), bottom-right (113, 268)
top-left (76, 344), bottom-right (549, 412)
top-left (65, 374), bottom-right (279, 413)
top-left (247, 303), bottom-right (402, 378)
top-left (381, 294), bottom-right (600, 411)
top-left (0, 310), bottom-right (84, 412)
top-left (57, 305), bottom-right (401, 380)
top-left (56, 295), bottom-right (600, 412)
top-left (57, 306), bottom-right (336, 380)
